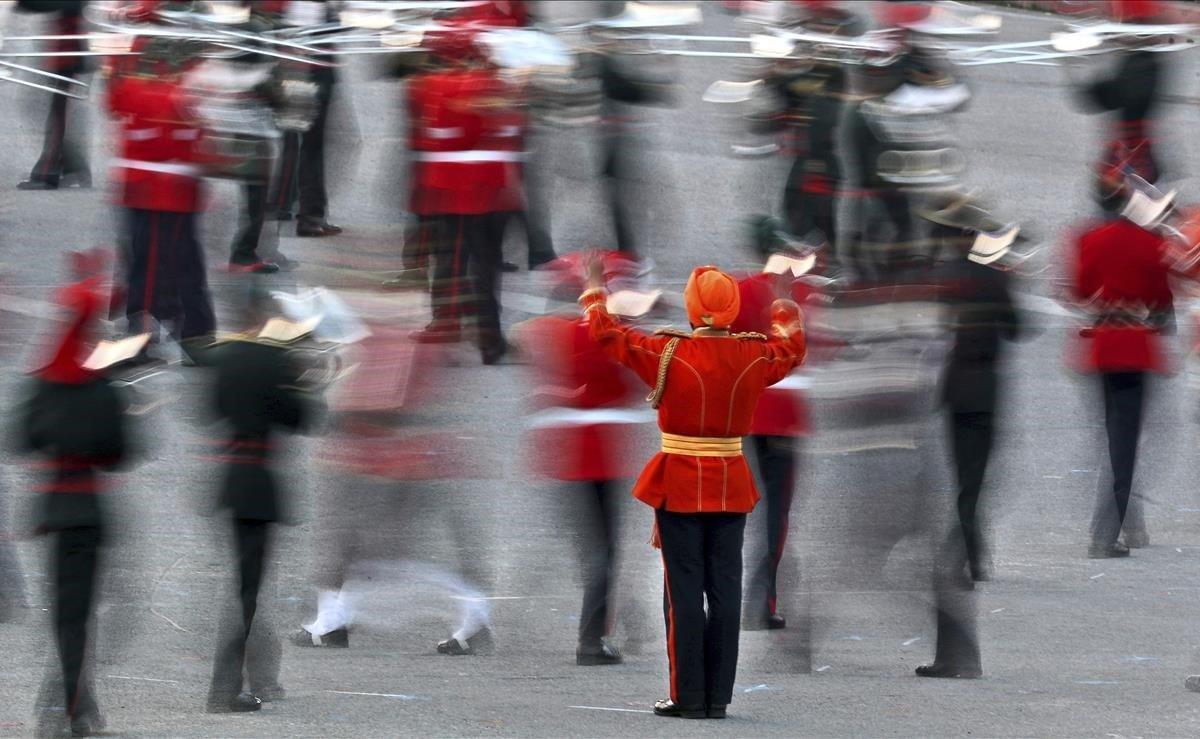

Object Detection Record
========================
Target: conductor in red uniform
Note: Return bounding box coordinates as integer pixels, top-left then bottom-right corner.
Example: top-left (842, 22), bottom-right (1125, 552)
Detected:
top-left (1068, 178), bottom-right (1176, 558)
top-left (580, 263), bottom-right (806, 719)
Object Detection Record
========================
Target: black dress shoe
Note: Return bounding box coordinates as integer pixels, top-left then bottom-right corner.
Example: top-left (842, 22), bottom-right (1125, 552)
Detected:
top-left (290, 627), bottom-right (349, 648)
top-left (576, 642), bottom-right (622, 666)
top-left (437, 627), bottom-right (495, 656)
top-left (501, 261), bottom-right (520, 272)
top-left (481, 338), bottom-right (508, 365)
top-left (17, 178), bottom-right (58, 190)
top-left (296, 219), bottom-right (343, 237)
top-left (207, 692), bottom-right (262, 713)
top-left (653, 699), bottom-right (706, 719)
top-left (915, 663), bottom-right (982, 679)
top-left (707, 704), bottom-right (727, 719)
top-left (1088, 541), bottom-right (1130, 559)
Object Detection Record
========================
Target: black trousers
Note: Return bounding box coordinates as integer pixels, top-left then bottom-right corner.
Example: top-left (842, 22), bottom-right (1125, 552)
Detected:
top-left (745, 436), bottom-right (796, 621)
top-left (576, 481), bottom-right (620, 649)
top-left (230, 181), bottom-right (269, 265)
top-left (29, 77), bottom-right (89, 185)
top-left (428, 213), bottom-right (505, 348)
top-left (601, 140), bottom-right (637, 258)
top-left (273, 69), bottom-right (333, 221)
top-left (655, 509), bottom-right (746, 709)
top-left (948, 411), bottom-right (995, 579)
top-left (1091, 371), bottom-right (1147, 547)
top-left (209, 519), bottom-right (280, 704)
top-left (124, 209), bottom-right (216, 341)
top-left (51, 526), bottom-right (102, 721)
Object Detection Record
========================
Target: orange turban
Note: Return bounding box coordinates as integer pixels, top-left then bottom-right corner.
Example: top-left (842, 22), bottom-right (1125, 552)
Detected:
top-left (684, 266), bottom-right (740, 329)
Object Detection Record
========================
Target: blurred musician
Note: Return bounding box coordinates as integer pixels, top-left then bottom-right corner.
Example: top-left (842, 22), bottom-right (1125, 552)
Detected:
top-left (408, 28), bottom-right (526, 364)
top-left (731, 218), bottom-right (820, 634)
top-left (14, 0), bottom-right (93, 191)
top-left (1067, 175), bottom-right (1180, 559)
top-left (105, 9), bottom-right (216, 358)
top-left (1076, 1), bottom-right (1169, 193)
top-left (204, 287), bottom-right (319, 713)
top-left (267, 0), bottom-right (343, 238)
top-left (17, 255), bottom-right (131, 737)
top-left (518, 252), bottom-right (649, 665)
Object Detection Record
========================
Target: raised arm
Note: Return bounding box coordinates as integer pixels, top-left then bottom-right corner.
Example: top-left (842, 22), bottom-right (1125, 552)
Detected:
top-left (579, 288), bottom-right (671, 389)
top-left (759, 299), bottom-right (807, 386)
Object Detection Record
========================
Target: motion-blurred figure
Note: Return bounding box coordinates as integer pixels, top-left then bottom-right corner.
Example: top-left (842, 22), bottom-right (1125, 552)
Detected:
top-left (18, 255), bottom-right (130, 737)
top-left (732, 218), bottom-right (820, 633)
top-left (204, 291), bottom-right (317, 713)
top-left (765, 2), bottom-right (861, 247)
top-left (518, 252), bottom-right (649, 665)
top-left (915, 198), bottom-right (1022, 679)
top-left (1067, 176), bottom-right (1176, 559)
top-left (407, 29), bottom-right (525, 364)
top-left (580, 262), bottom-right (806, 720)
top-left (1075, 0), bottom-right (1168, 192)
top-left (270, 1), bottom-right (342, 237)
top-left (291, 308), bottom-right (496, 656)
top-left (14, 0), bottom-right (92, 191)
top-left (106, 24), bottom-right (216, 357)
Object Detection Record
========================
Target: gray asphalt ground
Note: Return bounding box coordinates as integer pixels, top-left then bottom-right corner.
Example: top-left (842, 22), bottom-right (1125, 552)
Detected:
top-left (5, 1), bottom-right (1200, 736)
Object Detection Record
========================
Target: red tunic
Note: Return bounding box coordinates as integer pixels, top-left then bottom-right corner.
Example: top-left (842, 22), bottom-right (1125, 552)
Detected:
top-left (522, 315), bottom-right (646, 481)
top-left (407, 69), bottom-right (525, 215)
top-left (107, 72), bottom-right (206, 212)
top-left (732, 272), bottom-right (815, 437)
top-left (583, 293), bottom-right (806, 514)
top-left (1069, 217), bottom-right (1174, 373)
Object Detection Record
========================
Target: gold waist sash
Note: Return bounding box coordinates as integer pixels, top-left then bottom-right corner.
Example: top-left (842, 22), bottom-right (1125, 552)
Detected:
top-left (660, 432), bottom-right (743, 458)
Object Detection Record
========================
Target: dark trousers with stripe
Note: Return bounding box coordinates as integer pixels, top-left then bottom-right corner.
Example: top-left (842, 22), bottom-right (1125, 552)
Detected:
top-left (655, 509), bottom-right (746, 709)
top-left (272, 68), bottom-right (334, 222)
top-left (1091, 371), bottom-right (1147, 547)
top-left (209, 519), bottom-right (280, 705)
top-left (230, 181), bottom-right (269, 266)
top-left (29, 77), bottom-right (88, 185)
top-left (51, 526), bottom-right (102, 722)
top-left (576, 480), bottom-right (620, 650)
top-left (124, 209), bottom-right (216, 341)
top-left (428, 213), bottom-right (506, 349)
top-left (745, 435), bottom-right (795, 621)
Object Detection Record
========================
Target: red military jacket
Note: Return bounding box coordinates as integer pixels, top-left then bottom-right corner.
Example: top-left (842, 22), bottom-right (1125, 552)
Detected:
top-left (107, 70), bottom-right (206, 212)
top-left (407, 68), bottom-right (525, 216)
top-left (731, 272), bottom-right (815, 437)
top-left (522, 314), bottom-right (646, 481)
top-left (582, 291), bottom-right (806, 513)
top-left (1069, 217), bottom-right (1174, 373)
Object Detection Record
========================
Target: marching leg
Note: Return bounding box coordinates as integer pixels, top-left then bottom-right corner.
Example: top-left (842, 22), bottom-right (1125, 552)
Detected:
top-left (703, 513), bottom-right (747, 717)
top-left (653, 509), bottom-right (707, 716)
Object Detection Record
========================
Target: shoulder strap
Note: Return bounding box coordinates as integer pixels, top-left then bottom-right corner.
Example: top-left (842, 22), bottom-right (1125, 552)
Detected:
top-left (653, 327), bottom-right (693, 339)
top-left (646, 337), bottom-right (681, 409)
top-left (732, 331), bottom-right (768, 341)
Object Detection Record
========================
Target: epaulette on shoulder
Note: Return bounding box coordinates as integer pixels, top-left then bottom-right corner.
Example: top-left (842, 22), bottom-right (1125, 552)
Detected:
top-left (653, 327), bottom-right (693, 339)
top-left (733, 332), bottom-right (768, 341)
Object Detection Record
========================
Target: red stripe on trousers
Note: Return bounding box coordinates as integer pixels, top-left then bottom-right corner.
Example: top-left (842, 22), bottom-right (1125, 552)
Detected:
top-left (661, 547), bottom-right (679, 703)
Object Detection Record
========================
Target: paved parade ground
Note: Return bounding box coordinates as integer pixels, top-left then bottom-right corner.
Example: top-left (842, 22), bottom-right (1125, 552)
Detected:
top-left (6, 1), bottom-right (1200, 736)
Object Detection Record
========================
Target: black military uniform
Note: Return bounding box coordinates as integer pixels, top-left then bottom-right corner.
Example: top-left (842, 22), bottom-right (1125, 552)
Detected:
top-left (1080, 49), bottom-right (1163, 188)
top-left (16, 275), bottom-right (129, 736)
top-left (919, 201), bottom-right (1022, 678)
top-left (205, 337), bottom-right (315, 713)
